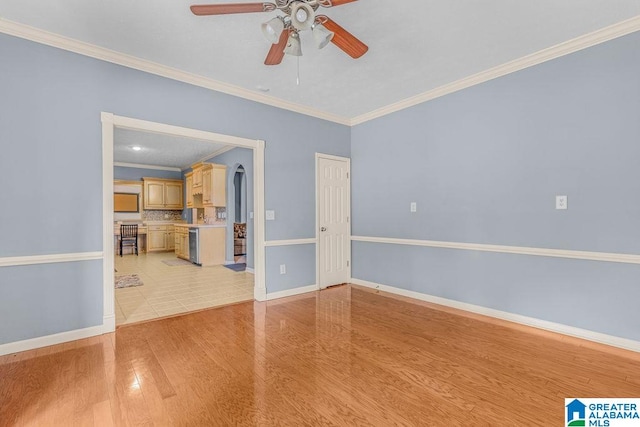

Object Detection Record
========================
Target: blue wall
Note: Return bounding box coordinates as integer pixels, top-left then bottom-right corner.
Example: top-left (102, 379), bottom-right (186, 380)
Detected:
top-left (351, 31), bottom-right (640, 341)
top-left (209, 148), bottom-right (254, 269)
top-left (266, 244), bottom-right (316, 293)
top-left (0, 33), bottom-right (349, 345)
top-left (114, 166), bottom-right (182, 181)
top-left (3, 25), bottom-right (639, 347)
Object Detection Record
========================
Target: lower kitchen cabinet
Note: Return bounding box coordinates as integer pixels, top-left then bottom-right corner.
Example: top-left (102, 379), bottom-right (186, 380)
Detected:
top-left (175, 226), bottom-right (190, 260)
top-left (147, 225), bottom-right (175, 252)
top-left (174, 225), bottom-right (225, 265)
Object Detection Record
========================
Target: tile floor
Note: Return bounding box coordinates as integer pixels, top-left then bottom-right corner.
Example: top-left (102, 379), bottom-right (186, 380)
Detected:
top-left (114, 251), bottom-right (254, 325)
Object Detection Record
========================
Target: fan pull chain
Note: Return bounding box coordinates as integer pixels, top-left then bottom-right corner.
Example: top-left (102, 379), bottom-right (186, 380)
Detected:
top-left (296, 56), bottom-right (300, 86)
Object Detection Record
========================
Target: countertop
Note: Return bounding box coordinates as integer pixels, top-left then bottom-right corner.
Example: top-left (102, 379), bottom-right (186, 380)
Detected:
top-left (115, 221), bottom-right (226, 228)
top-left (142, 220), bottom-right (186, 225)
top-left (173, 223), bottom-right (227, 228)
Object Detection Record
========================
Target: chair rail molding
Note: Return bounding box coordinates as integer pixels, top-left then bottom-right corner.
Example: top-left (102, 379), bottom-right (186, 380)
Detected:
top-left (0, 252), bottom-right (103, 268)
top-left (351, 235), bottom-right (640, 265)
top-left (264, 238), bottom-right (316, 247)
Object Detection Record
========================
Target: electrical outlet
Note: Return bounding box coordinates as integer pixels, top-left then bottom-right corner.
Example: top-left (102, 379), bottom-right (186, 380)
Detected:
top-left (266, 210), bottom-right (276, 220)
top-left (279, 264), bottom-right (286, 275)
top-left (556, 195), bottom-right (568, 210)
top-left (410, 202), bottom-right (417, 213)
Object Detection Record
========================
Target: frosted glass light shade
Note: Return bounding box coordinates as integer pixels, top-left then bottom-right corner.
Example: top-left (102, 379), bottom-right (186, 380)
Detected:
top-left (290, 2), bottom-right (314, 30)
top-left (261, 17), bottom-right (284, 44)
top-left (312, 23), bottom-right (334, 49)
top-left (284, 31), bottom-right (302, 56)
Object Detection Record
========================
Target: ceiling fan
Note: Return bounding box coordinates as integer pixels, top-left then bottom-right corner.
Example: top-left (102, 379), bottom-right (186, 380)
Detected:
top-left (190, 0), bottom-right (368, 65)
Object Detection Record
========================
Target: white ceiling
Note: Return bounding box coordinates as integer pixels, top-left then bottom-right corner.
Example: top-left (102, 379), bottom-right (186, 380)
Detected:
top-left (2, 1), bottom-right (640, 120)
top-left (114, 128), bottom-right (228, 169)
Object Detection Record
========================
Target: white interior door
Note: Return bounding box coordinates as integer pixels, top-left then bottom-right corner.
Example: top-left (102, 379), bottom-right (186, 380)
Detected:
top-left (317, 154), bottom-right (351, 289)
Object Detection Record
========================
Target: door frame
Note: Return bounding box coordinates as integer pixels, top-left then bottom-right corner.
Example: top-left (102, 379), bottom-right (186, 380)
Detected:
top-left (102, 113), bottom-right (266, 332)
top-left (315, 153), bottom-right (351, 290)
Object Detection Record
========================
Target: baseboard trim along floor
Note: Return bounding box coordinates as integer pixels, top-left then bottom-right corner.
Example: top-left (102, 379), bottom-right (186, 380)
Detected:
top-left (350, 277), bottom-right (640, 354)
top-left (266, 284), bottom-right (318, 301)
top-left (0, 323), bottom-right (108, 357)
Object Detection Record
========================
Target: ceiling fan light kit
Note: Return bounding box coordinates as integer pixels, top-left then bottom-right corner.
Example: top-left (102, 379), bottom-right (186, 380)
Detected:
top-left (261, 16), bottom-right (285, 43)
top-left (290, 2), bottom-right (315, 30)
top-left (311, 22), bottom-right (334, 49)
top-left (284, 31), bottom-right (303, 56)
top-left (191, 0), bottom-right (367, 65)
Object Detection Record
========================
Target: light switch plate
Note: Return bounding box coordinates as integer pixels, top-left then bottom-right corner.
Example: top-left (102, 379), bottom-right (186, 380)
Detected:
top-left (266, 210), bottom-right (275, 220)
top-left (249, 212), bottom-right (254, 219)
top-left (556, 195), bottom-right (568, 210)
top-left (410, 202), bottom-right (417, 213)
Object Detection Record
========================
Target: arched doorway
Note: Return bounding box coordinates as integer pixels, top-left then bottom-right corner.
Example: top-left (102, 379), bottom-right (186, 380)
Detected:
top-left (227, 163), bottom-right (250, 267)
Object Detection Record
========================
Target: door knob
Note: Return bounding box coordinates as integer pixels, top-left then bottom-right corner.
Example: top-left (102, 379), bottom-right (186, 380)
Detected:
top-left (320, 227), bottom-right (327, 232)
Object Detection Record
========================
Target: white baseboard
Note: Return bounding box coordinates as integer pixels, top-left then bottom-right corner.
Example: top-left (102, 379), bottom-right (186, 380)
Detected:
top-left (103, 314), bottom-right (116, 333)
top-left (254, 286), bottom-right (267, 302)
top-left (350, 278), bottom-right (640, 354)
top-left (0, 323), bottom-right (109, 357)
top-left (246, 267), bottom-right (255, 274)
top-left (266, 284), bottom-right (317, 301)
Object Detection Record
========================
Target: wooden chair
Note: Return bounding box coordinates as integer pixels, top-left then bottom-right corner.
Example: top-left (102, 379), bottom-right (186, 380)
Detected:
top-left (120, 224), bottom-right (139, 257)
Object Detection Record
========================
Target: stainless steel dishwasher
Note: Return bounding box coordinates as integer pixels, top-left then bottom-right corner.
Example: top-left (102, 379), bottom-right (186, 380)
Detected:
top-left (188, 228), bottom-right (200, 265)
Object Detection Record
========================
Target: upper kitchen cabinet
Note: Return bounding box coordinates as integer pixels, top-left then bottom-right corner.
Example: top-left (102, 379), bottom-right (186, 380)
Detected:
top-left (202, 164), bottom-right (226, 207)
top-left (143, 178), bottom-right (184, 210)
top-left (187, 163), bottom-right (226, 208)
top-left (191, 163), bottom-right (203, 194)
top-left (185, 171), bottom-right (194, 208)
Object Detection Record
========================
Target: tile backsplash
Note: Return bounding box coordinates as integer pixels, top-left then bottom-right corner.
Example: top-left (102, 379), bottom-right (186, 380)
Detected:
top-left (215, 207), bottom-right (227, 221)
top-left (143, 210), bottom-right (183, 221)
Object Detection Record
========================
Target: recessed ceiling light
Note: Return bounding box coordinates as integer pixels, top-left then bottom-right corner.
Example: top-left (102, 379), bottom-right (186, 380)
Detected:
top-left (132, 146), bottom-right (142, 151)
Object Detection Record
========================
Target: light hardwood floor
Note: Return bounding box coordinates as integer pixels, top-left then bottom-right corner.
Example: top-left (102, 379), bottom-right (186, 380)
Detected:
top-left (1, 285), bottom-right (639, 426)
top-left (115, 252), bottom-right (254, 325)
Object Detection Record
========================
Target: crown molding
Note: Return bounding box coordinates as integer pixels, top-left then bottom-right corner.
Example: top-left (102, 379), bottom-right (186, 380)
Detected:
top-left (114, 162), bottom-right (181, 172)
top-left (191, 145), bottom-right (237, 168)
top-left (2, 15), bottom-right (639, 128)
top-left (350, 15), bottom-right (640, 126)
top-left (0, 18), bottom-right (351, 126)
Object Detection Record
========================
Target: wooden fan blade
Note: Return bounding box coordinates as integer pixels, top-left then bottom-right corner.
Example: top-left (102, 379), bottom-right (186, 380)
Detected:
top-left (190, 3), bottom-right (270, 15)
top-left (327, 0), bottom-right (357, 6)
top-left (321, 17), bottom-right (368, 59)
top-left (264, 30), bottom-right (289, 65)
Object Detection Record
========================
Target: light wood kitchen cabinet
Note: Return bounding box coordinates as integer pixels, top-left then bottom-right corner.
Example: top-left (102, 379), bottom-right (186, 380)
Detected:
top-left (174, 225), bottom-right (190, 260)
top-left (185, 172), bottom-right (194, 208)
top-left (202, 163), bottom-right (226, 207)
top-left (191, 163), bottom-right (203, 194)
top-left (143, 178), bottom-right (184, 210)
top-left (147, 224), bottom-right (176, 252)
top-left (167, 228), bottom-right (175, 250)
top-left (199, 227), bottom-right (226, 266)
top-left (174, 225), bottom-right (225, 265)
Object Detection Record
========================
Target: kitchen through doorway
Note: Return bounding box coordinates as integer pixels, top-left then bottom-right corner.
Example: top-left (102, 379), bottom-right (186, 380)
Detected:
top-left (103, 113), bottom-right (267, 329)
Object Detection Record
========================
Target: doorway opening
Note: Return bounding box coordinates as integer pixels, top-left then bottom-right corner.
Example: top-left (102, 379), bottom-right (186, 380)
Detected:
top-left (231, 165), bottom-right (247, 264)
top-left (101, 113), bottom-right (266, 331)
